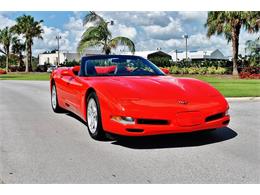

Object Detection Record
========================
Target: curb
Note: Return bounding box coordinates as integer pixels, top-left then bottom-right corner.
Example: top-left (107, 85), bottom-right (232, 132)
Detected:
top-left (226, 97), bottom-right (260, 101)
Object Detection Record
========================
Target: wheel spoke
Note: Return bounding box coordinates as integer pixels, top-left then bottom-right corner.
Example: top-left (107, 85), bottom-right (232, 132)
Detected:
top-left (87, 98), bottom-right (98, 134)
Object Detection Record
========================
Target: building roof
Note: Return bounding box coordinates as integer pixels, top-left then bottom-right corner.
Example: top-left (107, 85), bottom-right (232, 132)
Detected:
top-left (169, 49), bottom-right (228, 61)
top-left (123, 50), bottom-right (170, 59)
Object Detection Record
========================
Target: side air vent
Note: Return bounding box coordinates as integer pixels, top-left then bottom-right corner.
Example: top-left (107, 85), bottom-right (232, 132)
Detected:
top-left (126, 128), bottom-right (144, 133)
top-left (205, 113), bottom-right (224, 122)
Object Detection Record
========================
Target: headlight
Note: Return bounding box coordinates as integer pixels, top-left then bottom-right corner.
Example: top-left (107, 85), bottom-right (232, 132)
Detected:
top-left (225, 108), bottom-right (229, 116)
top-left (111, 116), bottom-right (135, 124)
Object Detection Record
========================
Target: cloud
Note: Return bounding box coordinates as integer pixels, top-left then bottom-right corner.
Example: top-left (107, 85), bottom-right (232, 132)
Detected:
top-left (99, 11), bottom-right (171, 27)
top-left (33, 25), bottom-right (71, 55)
top-left (142, 18), bottom-right (183, 40)
top-left (110, 23), bottom-right (137, 39)
top-left (1, 11), bottom-right (259, 57)
top-left (0, 14), bottom-right (16, 29)
top-left (178, 11), bottom-right (207, 21)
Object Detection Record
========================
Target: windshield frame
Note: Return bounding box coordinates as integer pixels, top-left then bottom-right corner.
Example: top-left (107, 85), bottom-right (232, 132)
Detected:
top-left (79, 55), bottom-right (166, 77)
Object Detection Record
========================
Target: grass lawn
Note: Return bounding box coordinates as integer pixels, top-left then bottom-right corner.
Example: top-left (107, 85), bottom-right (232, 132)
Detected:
top-left (0, 72), bottom-right (259, 97)
top-left (175, 74), bottom-right (260, 97)
top-left (0, 72), bottom-right (50, 81)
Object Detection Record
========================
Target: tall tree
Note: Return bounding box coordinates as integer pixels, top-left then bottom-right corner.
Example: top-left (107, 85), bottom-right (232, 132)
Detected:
top-left (0, 27), bottom-right (15, 72)
top-left (12, 37), bottom-right (26, 67)
top-left (12, 15), bottom-right (44, 72)
top-left (205, 11), bottom-right (260, 75)
top-left (246, 36), bottom-right (260, 56)
top-left (78, 12), bottom-right (135, 55)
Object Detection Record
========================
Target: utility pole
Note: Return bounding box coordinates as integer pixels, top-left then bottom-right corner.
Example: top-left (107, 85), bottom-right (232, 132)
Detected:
top-left (183, 34), bottom-right (189, 61)
top-left (175, 49), bottom-right (178, 62)
top-left (56, 35), bottom-right (61, 67)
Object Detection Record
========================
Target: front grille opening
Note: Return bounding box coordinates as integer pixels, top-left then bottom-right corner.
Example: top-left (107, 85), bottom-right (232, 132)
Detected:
top-left (126, 128), bottom-right (144, 133)
top-left (136, 119), bottom-right (169, 125)
top-left (205, 112), bottom-right (224, 122)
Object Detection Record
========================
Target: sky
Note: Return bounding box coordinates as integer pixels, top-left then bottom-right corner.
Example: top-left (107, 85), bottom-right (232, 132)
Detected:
top-left (0, 11), bottom-right (259, 57)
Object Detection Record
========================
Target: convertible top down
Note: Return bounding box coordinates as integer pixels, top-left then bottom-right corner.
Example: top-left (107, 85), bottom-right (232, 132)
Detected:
top-left (50, 55), bottom-right (230, 140)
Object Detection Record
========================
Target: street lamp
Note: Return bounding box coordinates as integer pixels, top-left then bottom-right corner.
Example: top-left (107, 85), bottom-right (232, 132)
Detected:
top-left (56, 35), bottom-right (61, 67)
top-left (183, 34), bottom-right (189, 61)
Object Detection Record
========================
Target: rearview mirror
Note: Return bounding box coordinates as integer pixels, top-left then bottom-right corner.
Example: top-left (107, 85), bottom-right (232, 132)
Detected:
top-left (160, 68), bottom-right (170, 74)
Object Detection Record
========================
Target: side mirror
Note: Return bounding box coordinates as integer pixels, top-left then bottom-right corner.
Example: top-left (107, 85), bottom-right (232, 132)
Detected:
top-left (160, 68), bottom-right (170, 74)
top-left (61, 69), bottom-right (73, 77)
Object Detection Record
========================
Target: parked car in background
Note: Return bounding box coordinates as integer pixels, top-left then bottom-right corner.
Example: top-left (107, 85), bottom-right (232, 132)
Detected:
top-left (47, 64), bottom-right (57, 73)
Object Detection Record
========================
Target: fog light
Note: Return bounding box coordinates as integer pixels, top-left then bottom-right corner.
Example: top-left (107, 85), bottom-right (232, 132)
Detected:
top-left (111, 116), bottom-right (135, 124)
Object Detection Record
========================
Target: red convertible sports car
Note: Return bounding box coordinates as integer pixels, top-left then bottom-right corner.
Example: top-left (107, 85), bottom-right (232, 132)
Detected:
top-left (50, 55), bottom-right (230, 140)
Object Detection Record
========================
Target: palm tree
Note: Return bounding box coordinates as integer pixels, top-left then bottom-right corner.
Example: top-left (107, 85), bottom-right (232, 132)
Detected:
top-left (12, 37), bottom-right (26, 67)
top-left (78, 12), bottom-right (135, 55)
top-left (0, 27), bottom-right (15, 72)
top-left (205, 11), bottom-right (260, 76)
top-left (246, 36), bottom-right (259, 56)
top-left (12, 15), bottom-right (44, 72)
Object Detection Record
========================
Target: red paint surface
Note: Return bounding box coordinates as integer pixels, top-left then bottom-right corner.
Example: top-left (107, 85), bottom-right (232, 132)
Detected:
top-left (50, 66), bottom-right (230, 136)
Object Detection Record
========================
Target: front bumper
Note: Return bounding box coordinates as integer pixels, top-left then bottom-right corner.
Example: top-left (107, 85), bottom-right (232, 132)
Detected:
top-left (103, 113), bottom-right (230, 136)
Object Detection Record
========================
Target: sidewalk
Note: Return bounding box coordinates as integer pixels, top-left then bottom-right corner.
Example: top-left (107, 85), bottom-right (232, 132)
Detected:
top-left (226, 97), bottom-right (260, 101)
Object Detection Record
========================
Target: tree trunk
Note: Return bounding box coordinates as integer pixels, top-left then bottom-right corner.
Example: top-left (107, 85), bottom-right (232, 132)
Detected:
top-left (5, 51), bottom-right (9, 72)
top-left (25, 43), bottom-right (29, 73)
top-left (29, 44), bottom-right (32, 71)
top-left (231, 26), bottom-right (240, 76)
top-left (19, 53), bottom-right (23, 67)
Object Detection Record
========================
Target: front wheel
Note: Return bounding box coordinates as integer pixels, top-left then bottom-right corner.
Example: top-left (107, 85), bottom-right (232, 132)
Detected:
top-left (51, 82), bottom-right (64, 113)
top-left (86, 92), bottom-right (106, 140)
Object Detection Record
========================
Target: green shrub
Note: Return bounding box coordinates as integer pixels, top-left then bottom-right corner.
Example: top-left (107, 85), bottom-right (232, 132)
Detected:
top-left (169, 66), bottom-right (180, 74)
top-left (168, 66), bottom-right (227, 75)
top-left (206, 66), bottom-right (217, 74)
top-left (197, 67), bottom-right (207, 74)
top-left (215, 67), bottom-right (227, 74)
top-left (187, 67), bottom-right (198, 74)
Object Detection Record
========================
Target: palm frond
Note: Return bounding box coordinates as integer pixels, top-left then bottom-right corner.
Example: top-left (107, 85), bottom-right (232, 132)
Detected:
top-left (109, 36), bottom-right (135, 54)
top-left (83, 11), bottom-right (104, 26)
top-left (77, 38), bottom-right (103, 54)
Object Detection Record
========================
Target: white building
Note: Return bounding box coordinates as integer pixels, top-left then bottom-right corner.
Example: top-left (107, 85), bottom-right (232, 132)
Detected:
top-left (38, 51), bottom-right (81, 65)
top-left (123, 50), bottom-right (170, 59)
top-left (168, 49), bottom-right (229, 61)
top-left (38, 48), bottom-right (105, 65)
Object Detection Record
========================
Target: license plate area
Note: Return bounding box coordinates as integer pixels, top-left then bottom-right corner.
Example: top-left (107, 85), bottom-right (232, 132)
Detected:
top-left (175, 111), bottom-right (202, 127)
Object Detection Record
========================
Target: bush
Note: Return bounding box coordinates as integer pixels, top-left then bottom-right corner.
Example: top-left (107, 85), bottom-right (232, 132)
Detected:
top-left (0, 69), bottom-right (7, 74)
top-left (168, 66), bottom-right (227, 75)
top-left (169, 66), bottom-right (180, 74)
top-left (187, 67), bottom-right (198, 74)
top-left (197, 67), bottom-right (207, 75)
top-left (35, 65), bottom-right (48, 72)
top-left (239, 66), bottom-right (260, 79)
top-left (63, 60), bottom-right (80, 67)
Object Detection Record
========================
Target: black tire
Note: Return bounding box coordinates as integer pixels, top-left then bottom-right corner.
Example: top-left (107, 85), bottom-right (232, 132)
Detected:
top-left (51, 82), bottom-right (64, 113)
top-left (86, 92), bottom-right (106, 140)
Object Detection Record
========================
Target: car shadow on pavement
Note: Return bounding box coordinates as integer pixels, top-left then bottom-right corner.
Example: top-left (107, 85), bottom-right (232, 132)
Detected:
top-left (65, 112), bottom-right (238, 149)
top-left (111, 127), bottom-right (238, 149)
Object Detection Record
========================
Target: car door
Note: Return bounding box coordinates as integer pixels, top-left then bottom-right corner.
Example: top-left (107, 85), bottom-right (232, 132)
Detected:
top-left (65, 76), bottom-right (85, 116)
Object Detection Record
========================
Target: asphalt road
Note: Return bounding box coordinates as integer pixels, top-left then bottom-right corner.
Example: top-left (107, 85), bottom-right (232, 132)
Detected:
top-left (0, 80), bottom-right (259, 184)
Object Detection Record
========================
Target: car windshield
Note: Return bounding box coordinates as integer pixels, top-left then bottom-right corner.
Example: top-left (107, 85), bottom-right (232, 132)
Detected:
top-left (81, 55), bottom-right (165, 77)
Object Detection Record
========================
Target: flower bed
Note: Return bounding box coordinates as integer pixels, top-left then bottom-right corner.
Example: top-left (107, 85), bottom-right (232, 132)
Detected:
top-left (0, 69), bottom-right (7, 74)
top-left (164, 66), bottom-right (228, 75)
top-left (239, 66), bottom-right (260, 79)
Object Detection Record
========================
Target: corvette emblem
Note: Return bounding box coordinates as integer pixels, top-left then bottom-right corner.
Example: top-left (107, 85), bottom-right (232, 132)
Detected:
top-left (178, 100), bottom-right (188, 105)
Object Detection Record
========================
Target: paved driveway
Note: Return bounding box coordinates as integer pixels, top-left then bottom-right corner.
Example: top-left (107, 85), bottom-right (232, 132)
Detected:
top-left (0, 80), bottom-right (259, 183)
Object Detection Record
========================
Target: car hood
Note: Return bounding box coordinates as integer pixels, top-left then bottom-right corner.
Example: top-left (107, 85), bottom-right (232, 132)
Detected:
top-left (83, 76), bottom-right (222, 102)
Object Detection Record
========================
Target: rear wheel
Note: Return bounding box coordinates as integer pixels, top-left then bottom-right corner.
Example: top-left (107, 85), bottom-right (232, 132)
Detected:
top-left (86, 92), bottom-right (106, 140)
top-left (51, 82), bottom-right (64, 113)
